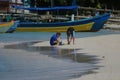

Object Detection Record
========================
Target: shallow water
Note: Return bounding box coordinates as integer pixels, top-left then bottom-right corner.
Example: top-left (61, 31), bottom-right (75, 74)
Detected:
top-left (0, 29), bottom-right (120, 43)
top-left (0, 30), bottom-right (120, 80)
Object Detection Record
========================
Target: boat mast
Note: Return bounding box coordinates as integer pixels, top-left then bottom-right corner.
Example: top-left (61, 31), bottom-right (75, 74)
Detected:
top-left (71, 0), bottom-right (77, 21)
top-left (51, 0), bottom-right (54, 7)
top-left (21, 0), bottom-right (25, 21)
top-left (50, 0), bottom-right (54, 15)
top-left (15, 0), bottom-right (18, 13)
top-left (72, 0), bottom-right (76, 6)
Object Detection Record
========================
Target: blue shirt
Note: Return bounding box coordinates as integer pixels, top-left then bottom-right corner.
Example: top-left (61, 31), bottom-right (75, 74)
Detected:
top-left (50, 34), bottom-right (57, 45)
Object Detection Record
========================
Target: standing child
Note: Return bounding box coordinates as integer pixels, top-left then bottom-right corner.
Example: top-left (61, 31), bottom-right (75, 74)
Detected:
top-left (66, 27), bottom-right (75, 45)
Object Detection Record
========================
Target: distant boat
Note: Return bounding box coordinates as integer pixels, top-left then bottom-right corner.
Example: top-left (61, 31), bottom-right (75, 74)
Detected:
top-left (13, 5), bottom-right (110, 32)
top-left (0, 21), bottom-right (19, 33)
top-left (6, 20), bottom-right (19, 33)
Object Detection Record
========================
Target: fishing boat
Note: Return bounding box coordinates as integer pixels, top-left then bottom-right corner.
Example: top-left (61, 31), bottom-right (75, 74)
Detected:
top-left (13, 5), bottom-right (110, 32)
top-left (6, 20), bottom-right (19, 33)
top-left (0, 20), bottom-right (19, 33)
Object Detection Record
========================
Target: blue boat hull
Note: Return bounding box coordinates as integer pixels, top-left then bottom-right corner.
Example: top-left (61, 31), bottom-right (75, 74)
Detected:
top-left (16, 13), bottom-right (110, 32)
top-left (91, 13), bottom-right (110, 31)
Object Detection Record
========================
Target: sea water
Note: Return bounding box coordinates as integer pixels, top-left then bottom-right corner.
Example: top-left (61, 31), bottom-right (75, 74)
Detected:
top-left (0, 30), bottom-right (120, 80)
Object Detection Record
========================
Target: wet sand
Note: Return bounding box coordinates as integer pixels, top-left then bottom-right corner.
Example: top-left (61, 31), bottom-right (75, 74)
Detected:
top-left (0, 41), bottom-right (98, 80)
top-left (33, 34), bottom-right (120, 80)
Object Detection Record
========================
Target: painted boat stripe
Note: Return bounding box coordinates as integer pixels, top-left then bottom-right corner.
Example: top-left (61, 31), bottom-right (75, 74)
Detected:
top-left (16, 22), bottom-right (94, 32)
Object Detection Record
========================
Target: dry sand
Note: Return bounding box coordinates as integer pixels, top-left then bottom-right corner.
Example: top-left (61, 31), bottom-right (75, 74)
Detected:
top-left (33, 34), bottom-right (120, 80)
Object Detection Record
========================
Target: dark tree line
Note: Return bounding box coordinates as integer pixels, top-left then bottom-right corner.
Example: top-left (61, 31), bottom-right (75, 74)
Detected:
top-left (29, 0), bottom-right (120, 10)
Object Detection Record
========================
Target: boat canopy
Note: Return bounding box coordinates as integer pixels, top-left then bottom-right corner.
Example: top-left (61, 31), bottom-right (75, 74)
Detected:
top-left (12, 5), bottom-right (78, 11)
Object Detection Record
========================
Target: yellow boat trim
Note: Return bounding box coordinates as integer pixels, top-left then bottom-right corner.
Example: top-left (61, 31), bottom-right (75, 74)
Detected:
top-left (0, 21), bottom-right (14, 33)
top-left (0, 21), bottom-right (14, 27)
top-left (16, 22), bottom-right (94, 32)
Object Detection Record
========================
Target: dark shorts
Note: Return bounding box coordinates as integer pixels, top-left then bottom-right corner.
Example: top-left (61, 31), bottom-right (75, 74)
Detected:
top-left (67, 31), bottom-right (75, 37)
top-left (67, 27), bottom-right (75, 37)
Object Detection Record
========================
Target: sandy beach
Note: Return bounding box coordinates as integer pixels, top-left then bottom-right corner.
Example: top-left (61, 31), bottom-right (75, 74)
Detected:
top-left (33, 33), bottom-right (120, 80)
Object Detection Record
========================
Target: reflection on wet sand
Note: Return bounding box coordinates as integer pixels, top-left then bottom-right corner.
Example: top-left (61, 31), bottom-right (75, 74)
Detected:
top-left (4, 41), bottom-right (98, 63)
top-left (2, 41), bottom-right (99, 80)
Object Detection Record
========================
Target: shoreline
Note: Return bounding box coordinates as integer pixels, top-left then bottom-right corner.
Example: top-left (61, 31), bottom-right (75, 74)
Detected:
top-left (33, 34), bottom-right (120, 80)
